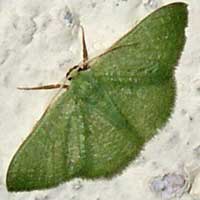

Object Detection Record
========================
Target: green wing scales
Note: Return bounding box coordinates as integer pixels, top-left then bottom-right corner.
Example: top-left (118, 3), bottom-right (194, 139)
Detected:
top-left (7, 3), bottom-right (188, 191)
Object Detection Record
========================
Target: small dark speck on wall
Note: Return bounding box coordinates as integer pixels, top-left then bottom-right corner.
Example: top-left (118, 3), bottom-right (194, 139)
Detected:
top-left (64, 10), bottom-right (74, 25)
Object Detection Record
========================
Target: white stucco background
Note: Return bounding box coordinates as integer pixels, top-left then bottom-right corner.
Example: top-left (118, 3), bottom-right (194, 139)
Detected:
top-left (0, 0), bottom-right (200, 199)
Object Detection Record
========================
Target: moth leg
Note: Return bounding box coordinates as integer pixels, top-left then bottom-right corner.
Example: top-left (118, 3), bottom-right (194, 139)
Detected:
top-left (17, 84), bottom-right (69, 90)
top-left (65, 65), bottom-right (79, 80)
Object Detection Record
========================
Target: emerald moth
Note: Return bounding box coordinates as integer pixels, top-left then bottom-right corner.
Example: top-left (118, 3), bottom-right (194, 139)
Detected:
top-left (6, 2), bottom-right (188, 191)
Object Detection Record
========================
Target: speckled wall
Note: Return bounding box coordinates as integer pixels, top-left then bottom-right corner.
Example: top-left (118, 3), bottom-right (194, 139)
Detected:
top-left (0, 0), bottom-right (200, 200)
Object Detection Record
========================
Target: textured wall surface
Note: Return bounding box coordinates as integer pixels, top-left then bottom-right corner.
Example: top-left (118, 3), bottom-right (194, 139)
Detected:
top-left (0, 0), bottom-right (200, 200)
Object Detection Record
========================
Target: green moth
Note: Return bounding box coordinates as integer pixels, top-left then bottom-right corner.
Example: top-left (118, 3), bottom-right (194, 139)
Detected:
top-left (7, 2), bottom-right (188, 191)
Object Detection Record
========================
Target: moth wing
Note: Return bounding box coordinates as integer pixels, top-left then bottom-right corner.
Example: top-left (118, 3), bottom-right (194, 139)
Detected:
top-left (6, 90), bottom-right (86, 191)
top-left (71, 2), bottom-right (187, 177)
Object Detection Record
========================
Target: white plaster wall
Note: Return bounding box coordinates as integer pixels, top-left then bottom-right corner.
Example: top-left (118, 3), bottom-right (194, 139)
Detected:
top-left (0, 0), bottom-right (200, 200)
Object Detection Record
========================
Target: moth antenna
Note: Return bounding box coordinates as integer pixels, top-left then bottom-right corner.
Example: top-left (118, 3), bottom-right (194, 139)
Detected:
top-left (17, 84), bottom-right (69, 90)
top-left (80, 25), bottom-right (89, 69)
